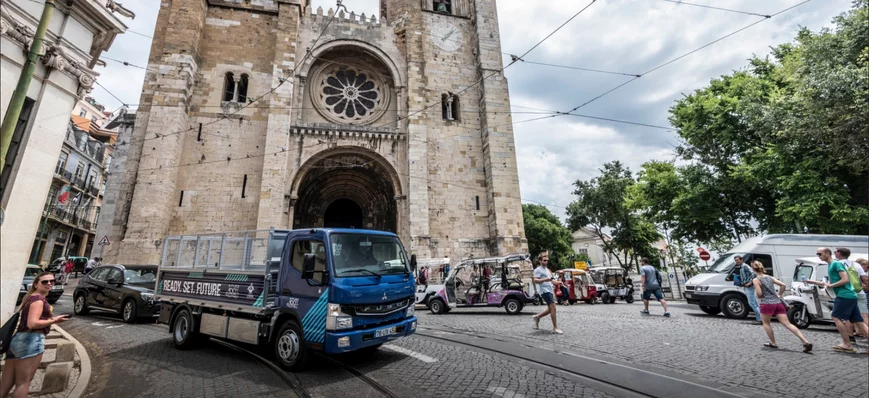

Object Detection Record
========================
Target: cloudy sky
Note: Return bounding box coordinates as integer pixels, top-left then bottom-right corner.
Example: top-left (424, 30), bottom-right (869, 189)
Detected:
top-left (91, 0), bottom-right (851, 222)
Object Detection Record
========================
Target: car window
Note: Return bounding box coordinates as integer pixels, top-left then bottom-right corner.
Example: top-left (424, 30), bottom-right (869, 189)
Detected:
top-left (89, 268), bottom-right (108, 282)
top-left (124, 268), bottom-right (157, 283)
top-left (24, 268), bottom-right (41, 277)
top-left (105, 268), bottom-right (122, 283)
top-left (750, 253), bottom-right (774, 277)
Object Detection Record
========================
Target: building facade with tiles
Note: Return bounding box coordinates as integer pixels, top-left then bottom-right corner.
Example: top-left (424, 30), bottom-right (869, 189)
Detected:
top-left (103, 0), bottom-right (526, 265)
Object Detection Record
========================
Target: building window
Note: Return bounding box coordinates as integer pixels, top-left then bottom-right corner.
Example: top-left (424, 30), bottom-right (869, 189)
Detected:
top-left (56, 152), bottom-right (69, 175)
top-left (0, 97), bottom-right (36, 198)
top-left (442, 93), bottom-right (459, 121)
top-left (313, 65), bottom-right (388, 124)
top-left (79, 109), bottom-right (87, 118)
top-left (74, 162), bottom-right (84, 181)
top-left (46, 185), bottom-right (58, 208)
top-left (577, 248), bottom-right (588, 255)
top-left (222, 72), bottom-right (250, 103)
top-left (424, 0), bottom-right (466, 16)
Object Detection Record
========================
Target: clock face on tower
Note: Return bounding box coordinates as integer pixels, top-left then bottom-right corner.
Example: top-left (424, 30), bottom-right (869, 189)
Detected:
top-left (430, 20), bottom-right (462, 52)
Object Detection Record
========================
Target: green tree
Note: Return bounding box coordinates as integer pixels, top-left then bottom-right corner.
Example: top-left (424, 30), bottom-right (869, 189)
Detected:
top-left (566, 161), bottom-right (660, 273)
top-left (522, 204), bottom-right (573, 270)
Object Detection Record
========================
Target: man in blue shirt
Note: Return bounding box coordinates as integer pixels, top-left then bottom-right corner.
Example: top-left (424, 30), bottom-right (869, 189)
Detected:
top-left (640, 258), bottom-right (670, 317)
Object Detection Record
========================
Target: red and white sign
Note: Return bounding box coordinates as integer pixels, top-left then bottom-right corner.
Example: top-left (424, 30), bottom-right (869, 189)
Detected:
top-left (98, 236), bottom-right (111, 246)
top-left (699, 251), bottom-right (711, 261)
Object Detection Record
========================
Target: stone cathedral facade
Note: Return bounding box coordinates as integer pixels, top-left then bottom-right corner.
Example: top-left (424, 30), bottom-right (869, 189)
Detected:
top-left (97, 0), bottom-right (526, 264)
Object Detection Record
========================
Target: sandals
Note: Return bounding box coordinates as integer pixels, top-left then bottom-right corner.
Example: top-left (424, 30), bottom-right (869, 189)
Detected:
top-left (802, 343), bottom-right (813, 353)
top-left (832, 345), bottom-right (856, 353)
top-left (763, 342), bottom-right (778, 349)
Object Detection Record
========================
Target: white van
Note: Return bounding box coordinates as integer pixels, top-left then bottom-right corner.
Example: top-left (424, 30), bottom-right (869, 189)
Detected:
top-left (683, 234), bottom-right (868, 319)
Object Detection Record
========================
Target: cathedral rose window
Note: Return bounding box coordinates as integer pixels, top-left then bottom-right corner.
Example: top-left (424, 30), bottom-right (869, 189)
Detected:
top-left (312, 64), bottom-right (389, 125)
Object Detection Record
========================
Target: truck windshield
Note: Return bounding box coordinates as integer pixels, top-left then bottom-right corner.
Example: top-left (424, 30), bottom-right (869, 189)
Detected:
top-left (709, 253), bottom-right (743, 273)
top-left (331, 233), bottom-right (409, 277)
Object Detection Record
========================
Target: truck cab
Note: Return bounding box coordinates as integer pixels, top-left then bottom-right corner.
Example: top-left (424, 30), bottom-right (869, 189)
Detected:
top-left (155, 228), bottom-right (417, 371)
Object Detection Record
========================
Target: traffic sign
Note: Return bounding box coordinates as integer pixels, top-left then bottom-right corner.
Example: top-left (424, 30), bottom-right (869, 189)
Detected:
top-left (699, 252), bottom-right (711, 261)
top-left (98, 236), bottom-right (111, 246)
top-left (696, 247), bottom-right (707, 253)
top-left (669, 273), bottom-right (675, 279)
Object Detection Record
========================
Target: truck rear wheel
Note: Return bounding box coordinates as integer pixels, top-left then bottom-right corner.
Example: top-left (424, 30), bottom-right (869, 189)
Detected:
top-left (274, 320), bottom-right (308, 371)
top-left (172, 308), bottom-right (198, 350)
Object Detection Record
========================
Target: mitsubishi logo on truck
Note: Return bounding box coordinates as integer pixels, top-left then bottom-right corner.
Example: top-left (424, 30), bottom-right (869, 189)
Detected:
top-left (382, 292), bottom-right (388, 301)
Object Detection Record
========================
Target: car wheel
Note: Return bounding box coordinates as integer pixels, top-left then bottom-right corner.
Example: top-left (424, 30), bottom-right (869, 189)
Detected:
top-left (608, 296), bottom-right (617, 304)
top-left (172, 308), bottom-right (198, 350)
top-left (429, 298), bottom-right (446, 314)
top-left (504, 298), bottom-right (522, 315)
top-left (787, 303), bottom-right (810, 329)
top-left (720, 294), bottom-right (749, 319)
top-left (274, 320), bottom-right (308, 371)
top-left (74, 293), bottom-right (90, 315)
top-left (122, 299), bottom-right (138, 324)
top-left (699, 306), bottom-right (722, 316)
top-left (600, 292), bottom-right (610, 304)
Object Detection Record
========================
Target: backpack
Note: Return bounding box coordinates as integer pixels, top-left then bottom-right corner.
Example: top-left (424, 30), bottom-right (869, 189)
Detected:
top-left (654, 269), bottom-right (662, 287)
top-left (845, 262), bottom-right (863, 293)
top-left (0, 311), bottom-right (21, 355)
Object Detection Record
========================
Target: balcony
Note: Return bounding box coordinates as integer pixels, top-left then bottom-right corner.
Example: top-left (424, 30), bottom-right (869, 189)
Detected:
top-left (54, 167), bottom-right (73, 182)
top-left (86, 184), bottom-right (100, 198)
top-left (46, 206), bottom-right (95, 232)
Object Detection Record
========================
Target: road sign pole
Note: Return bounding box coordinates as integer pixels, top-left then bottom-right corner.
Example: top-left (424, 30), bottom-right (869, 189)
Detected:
top-left (99, 243), bottom-right (105, 259)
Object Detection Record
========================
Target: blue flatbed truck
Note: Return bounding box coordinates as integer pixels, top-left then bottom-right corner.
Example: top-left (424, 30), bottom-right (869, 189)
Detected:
top-left (154, 228), bottom-right (418, 371)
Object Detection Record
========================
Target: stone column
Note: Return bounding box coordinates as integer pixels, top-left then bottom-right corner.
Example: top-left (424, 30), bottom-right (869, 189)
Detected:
top-left (472, 0), bottom-right (527, 255)
top-left (117, 0), bottom-right (207, 264)
top-left (255, 1), bottom-right (299, 231)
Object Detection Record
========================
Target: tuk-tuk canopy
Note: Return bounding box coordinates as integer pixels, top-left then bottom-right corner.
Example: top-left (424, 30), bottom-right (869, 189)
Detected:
top-left (415, 258), bottom-right (451, 267)
top-left (558, 268), bottom-right (587, 275)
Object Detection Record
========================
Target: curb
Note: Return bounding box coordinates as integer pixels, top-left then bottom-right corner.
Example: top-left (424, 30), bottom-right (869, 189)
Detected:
top-left (52, 325), bottom-right (91, 398)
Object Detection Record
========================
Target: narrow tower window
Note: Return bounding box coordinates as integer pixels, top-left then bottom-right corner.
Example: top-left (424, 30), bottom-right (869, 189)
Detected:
top-left (223, 72), bottom-right (235, 102)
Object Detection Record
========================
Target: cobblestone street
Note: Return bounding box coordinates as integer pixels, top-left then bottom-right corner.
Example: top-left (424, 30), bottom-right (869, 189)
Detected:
top-left (415, 302), bottom-right (869, 398)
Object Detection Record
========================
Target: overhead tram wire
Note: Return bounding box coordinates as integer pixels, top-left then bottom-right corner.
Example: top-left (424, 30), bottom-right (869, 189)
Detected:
top-left (541, 0), bottom-right (814, 123)
top-left (94, 81), bottom-right (131, 107)
top-left (509, 59), bottom-right (641, 77)
top-left (658, 0), bottom-right (771, 18)
top-left (124, 0), bottom-right (346, 147)
top-left (101, 56), bottom-right (146, 70)
top-left (368, 0), bottom-right (599, 130)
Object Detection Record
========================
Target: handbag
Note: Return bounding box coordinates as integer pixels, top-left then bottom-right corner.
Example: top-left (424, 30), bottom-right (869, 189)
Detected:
top-left (758, 277), bottom-right (790, 310)
top-left (0, 311), bottom-right (21, 355)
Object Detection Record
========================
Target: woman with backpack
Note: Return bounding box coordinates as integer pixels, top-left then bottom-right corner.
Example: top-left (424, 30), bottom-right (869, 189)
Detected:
top-left (1, 272), bottom-right (69, 398)
top-left (750, 261), bottom-right (812, 352)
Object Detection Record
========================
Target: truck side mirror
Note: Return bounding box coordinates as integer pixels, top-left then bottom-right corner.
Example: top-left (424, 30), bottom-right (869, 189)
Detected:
top-left (302, 253), bottom-right (316, 280)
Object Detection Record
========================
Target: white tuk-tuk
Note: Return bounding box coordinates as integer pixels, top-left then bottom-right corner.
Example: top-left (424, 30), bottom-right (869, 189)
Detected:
top-left (784, 253), bottom-right (867, 329)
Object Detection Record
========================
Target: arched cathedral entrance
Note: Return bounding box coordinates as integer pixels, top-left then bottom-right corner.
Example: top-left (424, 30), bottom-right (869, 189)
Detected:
top-left (292, 150), bottom-right (399, 232)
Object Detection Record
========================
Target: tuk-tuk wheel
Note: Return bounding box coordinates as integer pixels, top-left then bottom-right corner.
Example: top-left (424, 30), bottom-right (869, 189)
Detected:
top-left (429, 298), bottom-right (446, 314)
top-left (585, 299), bottom-right (594, 305)
top-left (787, 303), bottom-right (810, 329)
top-left (600, 292), bottom-right (610, 304)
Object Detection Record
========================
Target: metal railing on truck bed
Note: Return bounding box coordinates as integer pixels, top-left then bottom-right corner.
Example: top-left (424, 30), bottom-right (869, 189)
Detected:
top-left (156, 229), bottom-right (289, 314)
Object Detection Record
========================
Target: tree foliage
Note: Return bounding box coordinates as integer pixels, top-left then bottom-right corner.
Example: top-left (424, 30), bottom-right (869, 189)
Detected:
top-left (522, 204), bottom-right (573, 270)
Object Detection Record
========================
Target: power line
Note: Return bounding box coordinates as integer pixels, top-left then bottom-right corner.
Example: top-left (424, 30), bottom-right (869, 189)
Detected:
top-left (94, 81), bottom-right (131, 107)
top-left (101, 56), bottom-right (146, 69)
top-left (510, 58), bottom-right (641, 77)
top-left (551, 0), bottom-right (813, 118)
top-left (125, 29), bottom-right (153, 39)
top-left (658, 0), bottom-right (771, 18)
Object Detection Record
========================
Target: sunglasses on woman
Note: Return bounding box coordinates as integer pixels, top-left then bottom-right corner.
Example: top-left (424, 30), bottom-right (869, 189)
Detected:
top-left (39, 279), bottom-right (56, 286)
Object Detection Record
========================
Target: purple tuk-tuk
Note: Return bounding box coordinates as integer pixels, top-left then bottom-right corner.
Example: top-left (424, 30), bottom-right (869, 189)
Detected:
top-left (428, 253), bottom-right (535, 315)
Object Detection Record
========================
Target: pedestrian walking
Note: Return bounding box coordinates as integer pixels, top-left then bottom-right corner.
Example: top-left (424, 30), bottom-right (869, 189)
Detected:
top-left (84, 257), bottom-right (96, 275)
top-left (639, 258), bottom-right (670, 317)
top-left (63, 259), bottom-right (74, 284)
top-left (836, 249), bottom-right (869, 345)
top-left (751, 261), bottom-right (812, 352)
top-left (531, 252), bottom-right (562, 334)
top-left (735, 255), bottom-right (762, 324)
top-left (857, 258), bottom-right (869, 327)
top-left (807, 247), bottom-right (866, 353)
top-left (1, 272), bottom-right (68, 398)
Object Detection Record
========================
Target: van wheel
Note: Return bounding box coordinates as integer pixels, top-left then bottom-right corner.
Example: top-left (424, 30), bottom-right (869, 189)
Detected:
top-left (787, 303), bottom-right (810, 329)
top-left (172, 308), bottom-right (198, 350)
top-left (429, 298), bottom-right (446, 314)
top-left (600, 292), bottom-right (610, 304)
top-left (504, 298), bottom-right (522, 315)
top-left (720, 294), bottom-right (749, 319)
top-left (274, 320), bottom-right (308, 371)
top-left (699, 306), bottom-right (721, 316)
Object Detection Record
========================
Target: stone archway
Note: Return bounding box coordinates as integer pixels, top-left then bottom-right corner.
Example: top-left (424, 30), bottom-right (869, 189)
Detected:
top-left (292, 150), bottom-right (400, 232)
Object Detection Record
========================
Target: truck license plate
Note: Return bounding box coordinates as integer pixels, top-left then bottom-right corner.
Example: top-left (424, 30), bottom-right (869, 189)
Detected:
top-left (375, 327), bottom-right (397, 338)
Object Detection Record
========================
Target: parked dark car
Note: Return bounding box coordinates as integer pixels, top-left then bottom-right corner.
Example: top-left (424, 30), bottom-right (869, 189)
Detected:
top-left (18, 264), bottom-right (64, 304)
top-left (73, 264), bottom-right (160, 323)
top-left (47, 256), bottom-right (88, 274)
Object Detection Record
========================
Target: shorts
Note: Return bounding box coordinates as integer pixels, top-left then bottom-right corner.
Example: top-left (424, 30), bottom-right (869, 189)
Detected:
top-left (642, 288), bottom-right (664, 301)
top-left (857, 293), bottom-right (868, 314)
top-left (831, 297), bottom-right (864, 323)
top-left (5, 331), bottom-right (45, 360)
top-left (541, 292), bottom-right (555, 305)
top-left (759, 303), bottom-right (787, 316)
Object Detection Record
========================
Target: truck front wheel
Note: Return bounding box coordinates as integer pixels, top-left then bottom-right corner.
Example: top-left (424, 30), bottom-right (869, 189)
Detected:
top-left (172, 308), bottom-right (198, 350)
top-left (274, 320), bottom-right (308, 371)
top-left (720, 294), bottom-right (749, 319)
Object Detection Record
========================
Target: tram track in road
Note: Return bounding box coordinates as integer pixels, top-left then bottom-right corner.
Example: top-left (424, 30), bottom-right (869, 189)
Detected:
top-left (415, 326), bottom-right (747, 398)
top-left (212, 339), bottom-right (401, 398)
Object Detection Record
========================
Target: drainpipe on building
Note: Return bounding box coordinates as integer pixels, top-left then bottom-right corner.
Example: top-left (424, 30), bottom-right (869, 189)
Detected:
top-left (0, 0), bottom-right (56, 174)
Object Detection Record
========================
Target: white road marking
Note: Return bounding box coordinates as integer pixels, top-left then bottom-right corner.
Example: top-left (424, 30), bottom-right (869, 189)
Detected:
top-left (382, 345), bottom-right (438, 363)
top-left (106, 325), bottom-right (125, 329)
top-left (487, 386), bottom-right (526, 398)
top-left (91, 322), bottom-right (109, 326)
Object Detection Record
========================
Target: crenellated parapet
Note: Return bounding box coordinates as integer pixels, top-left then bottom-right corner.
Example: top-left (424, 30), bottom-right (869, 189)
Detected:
top-left (305, 5), bottom-right (386, 26)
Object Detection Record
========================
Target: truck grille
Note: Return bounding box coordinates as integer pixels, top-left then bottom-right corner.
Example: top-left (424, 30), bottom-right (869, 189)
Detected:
top-left (352, 310), bottom-right (407, 330)
top-left (344, 298), bottom-right (412, 316)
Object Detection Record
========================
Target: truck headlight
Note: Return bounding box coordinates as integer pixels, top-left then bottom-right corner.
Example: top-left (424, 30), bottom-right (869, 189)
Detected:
top-left (405, 304), bottom-right (415, 318)
top-left (326, 303), bottom-right (352, 331)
